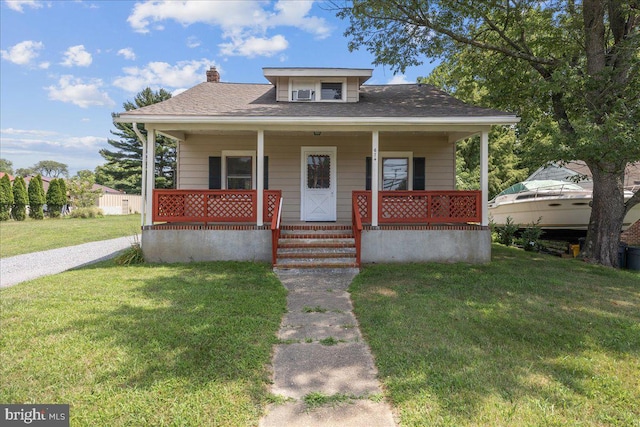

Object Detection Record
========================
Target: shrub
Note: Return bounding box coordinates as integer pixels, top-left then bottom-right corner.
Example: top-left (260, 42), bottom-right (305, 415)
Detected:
top-left (28, 175), bottom-right (46, 220)
top-left (496, 216), bottom-right (519, 246)
top-left (46, 178), bottom-right (66, 218)
top-left (69, 207), bottom-right (104, 218)
top-left (520, 217), bottom-right (544, 251)
top-left (114, 237), bottom-right (144, 265)
top-left (11, 176), bottom-right (28, 221)
top-left (0, 174), bottom-right (13, 221)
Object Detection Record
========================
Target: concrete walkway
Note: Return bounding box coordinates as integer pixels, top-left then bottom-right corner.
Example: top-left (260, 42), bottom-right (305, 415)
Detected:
top-left (0, 236), bottom-right (134, 288)
top-left (260, 270), bottom-right (397, 427)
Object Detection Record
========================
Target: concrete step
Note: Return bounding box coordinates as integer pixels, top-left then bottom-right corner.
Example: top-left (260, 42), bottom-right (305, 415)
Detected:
top-left (278, 252), bottom-right (355, 259)
top-left (280, 232), bottom-right (354, 239)
top-left (277, 246), bottom-right (356, 255)
top-left (278, 239), bottom-right (355, 248)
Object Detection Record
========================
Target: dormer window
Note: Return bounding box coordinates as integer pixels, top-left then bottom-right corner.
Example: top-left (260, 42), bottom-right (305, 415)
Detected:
top-left (321, 83), bottom-right (343, 100)
top-left (290, 79), bottom-right (346, 102)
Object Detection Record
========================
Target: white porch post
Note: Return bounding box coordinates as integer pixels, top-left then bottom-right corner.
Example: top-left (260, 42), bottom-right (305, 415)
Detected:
top-left (371, 130), bottom-right (379, 227)
top-left (145, 127), bottom-right (156, 226)
top-left (480, 129), bottom-right (489, 226)
top-left (256, 130), bottom-right (264, 226)
top-left (135, 123), bottom-right (147, 227)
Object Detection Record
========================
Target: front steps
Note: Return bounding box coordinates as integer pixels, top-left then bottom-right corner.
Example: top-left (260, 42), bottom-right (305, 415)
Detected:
top-left (274, 225), bottom-right (359, 270)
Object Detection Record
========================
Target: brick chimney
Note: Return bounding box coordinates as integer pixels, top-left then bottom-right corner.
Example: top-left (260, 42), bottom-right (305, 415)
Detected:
top-left (206, 66), bottom-right (220, 83)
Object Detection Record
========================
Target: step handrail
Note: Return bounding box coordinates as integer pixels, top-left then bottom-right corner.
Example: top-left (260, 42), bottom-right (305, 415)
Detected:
top-left (271, 196), bottom-right (283, 266)
top-left (352, 196), bottom-right (363, 267)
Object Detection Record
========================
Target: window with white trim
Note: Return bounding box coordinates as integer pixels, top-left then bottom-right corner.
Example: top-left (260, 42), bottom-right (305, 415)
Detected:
top-left (222, 151), bottom-right (256, 190)
top-left (379, 152), bottom-right (413, 190)
top-left (289, 79), bottom-right (346, 102)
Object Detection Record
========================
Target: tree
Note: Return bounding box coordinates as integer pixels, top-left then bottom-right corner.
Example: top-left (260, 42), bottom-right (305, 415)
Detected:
top-left (11, 176), bottom-right (28, 221)
top-left (97, 87), bottom-right (175, 193)
top-left (28, 174), bottom-right (46, 219)
top-left (46, 178), bottom-right (66, 218)
top-left (15, 167), bottom-right (33, 177)
top-left (337, 0), bottom-right (640, 267)
top-left (31, 160), bottom-right (69, 178)
top-left (421, 68), bottom-right (530, 197)
top-left (0, 174), bottom-right (13, 221)
top-left (68, 170), bottom-right (103, 208)
top-left (0, 158), bottom-right (13, 175)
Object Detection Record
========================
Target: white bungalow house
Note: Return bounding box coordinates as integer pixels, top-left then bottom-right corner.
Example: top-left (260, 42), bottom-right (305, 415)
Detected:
top-left (115, 67), bottom-right (519, 268)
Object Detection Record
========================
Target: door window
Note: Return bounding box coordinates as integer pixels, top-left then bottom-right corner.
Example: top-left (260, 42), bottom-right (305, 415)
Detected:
top-left (307, 155), bottom-right (331, 189)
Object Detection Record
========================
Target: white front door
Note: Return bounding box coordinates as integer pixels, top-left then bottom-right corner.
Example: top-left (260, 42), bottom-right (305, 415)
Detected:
top-left (301, 147), bottom-right (337, 221)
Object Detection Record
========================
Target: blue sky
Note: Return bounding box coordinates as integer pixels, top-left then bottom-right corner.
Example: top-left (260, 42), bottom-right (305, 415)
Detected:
top-left (1, 0), bottom-right (438, 175)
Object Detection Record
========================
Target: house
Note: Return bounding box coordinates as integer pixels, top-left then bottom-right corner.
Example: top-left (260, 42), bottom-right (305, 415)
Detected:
top-left (115, 67), bottom-right (519, 267)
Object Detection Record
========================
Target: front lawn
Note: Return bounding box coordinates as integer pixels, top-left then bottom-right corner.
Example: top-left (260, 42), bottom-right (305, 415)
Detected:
top-left (0, 215), bottom-right (141, 258)
top-left (351, 245), bottom-right (640, 426)
top-left (0, 261), bottom-right (287, 426)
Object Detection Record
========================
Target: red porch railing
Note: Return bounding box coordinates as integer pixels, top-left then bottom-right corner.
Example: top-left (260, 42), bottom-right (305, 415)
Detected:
top-left (153, 189), bottom-right (282, 224)
top-left (352, 190), bottom-right (482, 224)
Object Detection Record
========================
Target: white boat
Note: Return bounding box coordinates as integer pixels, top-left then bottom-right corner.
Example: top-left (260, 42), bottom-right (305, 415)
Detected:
top-left (488, 180), bottom-right (640, 230)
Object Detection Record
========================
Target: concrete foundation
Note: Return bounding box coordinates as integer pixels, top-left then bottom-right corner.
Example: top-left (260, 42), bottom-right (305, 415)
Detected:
top-left (361, 228), bottom-right (491, 264)
top-left (142, 226), bottom-right (491, 264)
top-left (142, 228), bottom-right (271, 263)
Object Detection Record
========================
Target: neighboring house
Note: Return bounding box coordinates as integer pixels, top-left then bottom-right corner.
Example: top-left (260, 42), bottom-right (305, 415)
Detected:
top-left (115, 67), bottom-right (519, 267)
top-left (97, 193), bottom-right (142, 215)
top-left (13, 175), bottom-right (135, 215)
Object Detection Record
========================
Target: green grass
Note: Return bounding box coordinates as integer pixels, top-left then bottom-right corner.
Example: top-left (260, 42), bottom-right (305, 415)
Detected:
top-left (350, 245), bottom-right (640, 426)
top-left (0, 215), bottom-right (141, 257)
top-left (0, 261), bottom-right (287, 426)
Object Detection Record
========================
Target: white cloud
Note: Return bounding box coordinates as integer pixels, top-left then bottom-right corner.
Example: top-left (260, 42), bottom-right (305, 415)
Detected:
top-left (0, 129), bottom-right (106, 152)
top-left (127, 0), bottom-right (331, 57)
top-left (46, 75), bottom-right (115, 108)
top-left (113, 59), bottom-right (217, 93)
top-left (186, 36), bottom-right (201, 48)
top-left (61, 45), bottom-right (93, 67)
top-left (219, 35), bottom-right (288, 58)
top-left (387, 75), bottom-right (411, 85)
top-left (1, 40), bottom-right (44, 66)
top-left (5, 0), bottom-right (43, 12)
top-left (117, 47), bottom-right (136, 60)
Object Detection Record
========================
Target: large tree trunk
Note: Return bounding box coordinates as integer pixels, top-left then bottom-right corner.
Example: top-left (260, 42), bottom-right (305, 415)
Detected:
top-left (583, 163), bottom-right (626, 267)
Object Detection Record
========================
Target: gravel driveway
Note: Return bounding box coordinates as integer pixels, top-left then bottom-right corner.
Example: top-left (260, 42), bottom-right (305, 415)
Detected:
top-left (0, 236), bottom-right (135, 288)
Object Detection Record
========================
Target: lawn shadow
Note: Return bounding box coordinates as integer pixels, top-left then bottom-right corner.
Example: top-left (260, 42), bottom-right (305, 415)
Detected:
top-left (61, 261), bottom-right (287, 394)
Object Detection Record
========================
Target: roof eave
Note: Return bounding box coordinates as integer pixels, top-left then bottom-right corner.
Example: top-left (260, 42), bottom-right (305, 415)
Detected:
top-left (114, 115), bottom-right (520, 126)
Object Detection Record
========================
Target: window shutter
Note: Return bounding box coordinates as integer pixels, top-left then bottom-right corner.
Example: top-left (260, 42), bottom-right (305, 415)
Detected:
top-left (413, 157), bottom-right (425, 190)
top-left (208, 156), bottom-right (221, 189)
top-left (263, 156), bottom-right (269, 190)
top-left (365, 157), bottom-right (372, 191)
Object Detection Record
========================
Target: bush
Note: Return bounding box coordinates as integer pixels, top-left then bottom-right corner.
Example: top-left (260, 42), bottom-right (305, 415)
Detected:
top-left (114, 237), bottom-right (144, 265)
top-left (520, 217), bottom-right (544, 251)
top-left (11, 176), bottom-right (28, 221)
top-left (496, 216), bottom-right (519, 246)
top-left (28, 175), bottom-right (46, 220)
top-left (0, 174), bottom-right (13, 221)
top-left (69, 207), bottom-right (104, 218)
top-left (46, 178), bottom-right (66, 218)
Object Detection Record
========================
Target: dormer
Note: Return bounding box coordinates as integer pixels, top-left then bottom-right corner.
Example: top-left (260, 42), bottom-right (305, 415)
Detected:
top-left (263, 67), bottom-right (373, 103)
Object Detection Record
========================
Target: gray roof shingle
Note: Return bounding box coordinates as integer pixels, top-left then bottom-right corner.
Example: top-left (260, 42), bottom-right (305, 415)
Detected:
top-left (118, 82), bottom-right (514, 119)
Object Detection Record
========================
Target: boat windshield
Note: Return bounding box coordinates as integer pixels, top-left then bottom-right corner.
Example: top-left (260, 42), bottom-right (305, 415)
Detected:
top-left (496, 180), bottom-right (585, 197)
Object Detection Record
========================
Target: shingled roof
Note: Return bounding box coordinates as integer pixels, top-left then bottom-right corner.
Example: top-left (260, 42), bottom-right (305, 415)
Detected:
top-left (117, 82), bottom-right (514, 119)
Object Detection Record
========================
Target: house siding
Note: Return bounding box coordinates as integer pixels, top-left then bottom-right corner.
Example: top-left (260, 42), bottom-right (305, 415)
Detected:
top-left (178, 132), bottom-right (455, 222)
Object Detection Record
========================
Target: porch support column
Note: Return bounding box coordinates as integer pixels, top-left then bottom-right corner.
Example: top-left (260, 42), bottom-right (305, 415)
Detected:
top-left (256, 130), bottom-right (264, 226)
top-left (371, 130), bottom-right (379, 227)
top-left (145, 127), bottom-right (156, 226)
top-left (134, 123), bottom-right (147, 227)
top-left (480, 129), bottom-right (489, 226)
